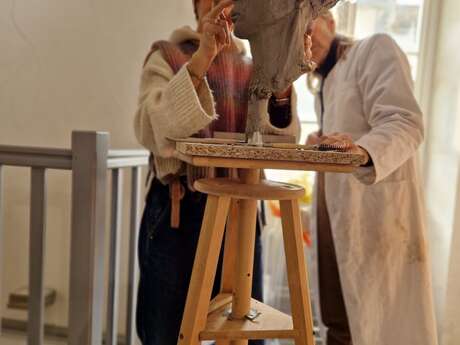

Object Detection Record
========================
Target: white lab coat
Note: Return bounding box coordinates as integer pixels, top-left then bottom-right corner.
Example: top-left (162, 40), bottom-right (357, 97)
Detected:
top-left (313, 34), bottom-right (438, 345)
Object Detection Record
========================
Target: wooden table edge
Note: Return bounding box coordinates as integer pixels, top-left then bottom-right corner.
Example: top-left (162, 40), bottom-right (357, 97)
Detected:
top-left (173, 151), bottom-right (359, 173)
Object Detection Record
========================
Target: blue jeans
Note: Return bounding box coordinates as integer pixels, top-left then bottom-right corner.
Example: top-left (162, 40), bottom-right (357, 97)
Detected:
top-left (136, 178), bottom-right (264, 345)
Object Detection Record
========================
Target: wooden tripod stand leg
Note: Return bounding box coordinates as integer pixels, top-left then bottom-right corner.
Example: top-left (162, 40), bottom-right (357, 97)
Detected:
top-left (177, 195), bottom-right (231, 345)
top-left (280, 199), bottom-right (315, 345)
top-left (231, 169), bottom-right (260, 345)
top-left (221, 199), bottom-right (240, 293)
top-left (217, 199), bottom-right (239, 345)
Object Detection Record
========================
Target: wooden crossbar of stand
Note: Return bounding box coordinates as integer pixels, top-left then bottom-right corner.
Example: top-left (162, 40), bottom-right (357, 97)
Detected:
top-left (201, 295), bottom-right (297, 340)
top-left (177, 171), bottom-right (315, 345)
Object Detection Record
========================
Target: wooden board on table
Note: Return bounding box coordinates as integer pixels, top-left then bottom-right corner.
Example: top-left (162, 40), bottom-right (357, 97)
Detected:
top-left (168, 132), bottom-right (296, 145)
top-left (173, 153), bottom-right (358, 172)
top-left (213, 132), bottom-right (296, 144)
top-left (168, 137), bottom-right (245, 145)
top-left (175, 141), bottom-right (366, 166)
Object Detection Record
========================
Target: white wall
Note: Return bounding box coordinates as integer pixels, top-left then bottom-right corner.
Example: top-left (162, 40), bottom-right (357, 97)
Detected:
top-left (0, 0), bottom-right (195, 333)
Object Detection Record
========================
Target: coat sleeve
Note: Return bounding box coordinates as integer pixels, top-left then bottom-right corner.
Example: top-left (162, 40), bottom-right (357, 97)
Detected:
top-left (354, 34), bottom-right (424, 185)
top-left (133, 50), bottom-right (218, 158)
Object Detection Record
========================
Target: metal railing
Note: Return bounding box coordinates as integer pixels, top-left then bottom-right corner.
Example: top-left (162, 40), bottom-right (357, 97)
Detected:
top-left (0, 131), bottom-right (150, 345)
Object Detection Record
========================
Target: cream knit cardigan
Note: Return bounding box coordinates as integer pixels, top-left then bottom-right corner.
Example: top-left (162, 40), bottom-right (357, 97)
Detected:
top-left (133, 26), bottom-right (301, 182)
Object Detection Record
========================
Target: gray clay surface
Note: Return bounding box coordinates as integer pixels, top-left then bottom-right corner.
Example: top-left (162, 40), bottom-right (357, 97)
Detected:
top-left (232, 0), bottom-right (339, 98)
top-left (231, 0), bottom-right (339, 141)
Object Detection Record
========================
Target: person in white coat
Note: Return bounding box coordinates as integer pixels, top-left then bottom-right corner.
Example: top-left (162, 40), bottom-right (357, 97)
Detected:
top-left (305, 11), bottom-right (438, 345)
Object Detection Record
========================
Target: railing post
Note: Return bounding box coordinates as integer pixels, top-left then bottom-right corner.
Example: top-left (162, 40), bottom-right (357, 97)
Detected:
top-left (28, 168), bottom-right (47, 345)
top-left (0, 165), bottom-right (3, 336)
top-left (69, 131), bottom-right (109, 345)
top-left (106, 169), bottom-right (123, 345)
top-left (126, 167), bottom-right (142, 345)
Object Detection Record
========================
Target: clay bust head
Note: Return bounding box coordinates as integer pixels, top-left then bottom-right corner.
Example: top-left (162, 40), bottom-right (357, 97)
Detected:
top-left (232, 0), bottom-right (338, 99)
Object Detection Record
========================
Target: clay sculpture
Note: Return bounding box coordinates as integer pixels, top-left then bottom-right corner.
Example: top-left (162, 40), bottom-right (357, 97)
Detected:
top-left (231, 0), bottom-right (339, 144)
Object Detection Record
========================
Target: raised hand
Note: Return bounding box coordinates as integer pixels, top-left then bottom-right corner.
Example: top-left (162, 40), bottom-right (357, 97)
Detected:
top-left (188, 0), bottom-right (234, 85)
top-left (198, 0), bottom-right (234, 60)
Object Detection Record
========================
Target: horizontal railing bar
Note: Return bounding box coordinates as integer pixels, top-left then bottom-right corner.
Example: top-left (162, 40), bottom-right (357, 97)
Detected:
top-left (0, 146), bottom-right (149, 159)
top-left (107, 149), bottom-right (149, 158)
top-left (0, 149), bottom-right (148, 170)
top-left (0, 153), bottom-right (72, 170)
top-left (0, 145), bottom-right (71, 156)
top-left (0, 154), bottom-right (149, 170)
top-left (107, 158), bottom-right (149, 169)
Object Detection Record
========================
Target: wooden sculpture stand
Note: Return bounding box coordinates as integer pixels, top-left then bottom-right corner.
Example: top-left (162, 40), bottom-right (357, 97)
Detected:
top-left (174, 141), bottom-right (364, 345)
top-left (178, 168), bottom-right (315, 345)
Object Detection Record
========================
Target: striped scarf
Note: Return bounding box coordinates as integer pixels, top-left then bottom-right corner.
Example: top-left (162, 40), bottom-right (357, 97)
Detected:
top-left (146, 39), bottom-right (252, 137)
top-left (145, 39), bottom-right (253, 186)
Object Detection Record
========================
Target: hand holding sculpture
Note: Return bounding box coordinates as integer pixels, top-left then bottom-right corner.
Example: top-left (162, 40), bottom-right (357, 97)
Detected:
top-left (188, 0), bottom-right (234, 86)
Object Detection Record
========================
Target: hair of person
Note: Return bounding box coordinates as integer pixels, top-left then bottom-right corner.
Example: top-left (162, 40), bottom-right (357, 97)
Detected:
top-left (193, 0), bottom-right (198, 20)
top-left (307, 10), bottom-right (354, 94)
top-left (318, 9), bottom-right (354, 61)
top-left (193, 0), bottom-right (220, 21)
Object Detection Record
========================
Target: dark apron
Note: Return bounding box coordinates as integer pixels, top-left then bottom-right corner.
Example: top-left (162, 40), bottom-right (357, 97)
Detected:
top-left (136, 177), bottom-right (264, 345)
top-left (317, 43), bottom-right (353, 344)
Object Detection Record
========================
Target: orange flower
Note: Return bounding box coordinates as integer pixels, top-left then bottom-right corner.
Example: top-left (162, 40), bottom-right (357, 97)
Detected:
top-left (269, 200), bottom-right (281, 218)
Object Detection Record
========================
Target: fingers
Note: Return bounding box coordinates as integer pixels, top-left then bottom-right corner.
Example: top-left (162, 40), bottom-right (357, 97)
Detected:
top-left (208, 0), bottom-right (234, 20)
top-left (304, 34), bottom-right (312, 51)
top-left (322, 132), bottom-right (353, 141)
top-left (304, 34), bottom-right (312, 61)
top-left (220, 7), bottom-right (233, 27)
top-left (306, 131), bottom-right (321, 145)
top-left (219, 14), bottom-right (231, 45)
top-left (200, 0), bottom-right (233, 50)
top-left (306, 22), bottom-right (313, 35)
top-left (202, 21), bottom-right (230, 46)
top-left (319, 133), bottom-right (354, 150)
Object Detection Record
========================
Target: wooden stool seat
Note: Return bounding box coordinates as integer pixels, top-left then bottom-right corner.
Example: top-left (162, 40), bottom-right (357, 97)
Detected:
top-left (194, 178), bottom-right (305, 200)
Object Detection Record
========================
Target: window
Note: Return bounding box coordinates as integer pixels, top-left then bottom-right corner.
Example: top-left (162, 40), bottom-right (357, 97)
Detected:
top-left (335, 0), bottom-right (424, 78)
top-left (269, 0), bottom-right (426, 181)
top-left (296, 0), bottom-right (426, 130)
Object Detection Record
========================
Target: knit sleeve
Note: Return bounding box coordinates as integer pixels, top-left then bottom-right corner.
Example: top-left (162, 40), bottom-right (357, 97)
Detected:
top-left (134, 50), bottom-right (218, 158)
